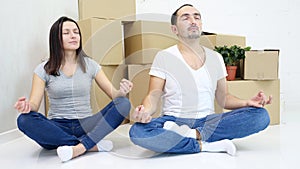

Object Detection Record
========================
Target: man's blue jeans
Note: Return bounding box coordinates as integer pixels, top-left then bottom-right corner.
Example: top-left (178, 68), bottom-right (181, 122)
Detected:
top-left (17, 97), bottom-right (130, 150)
top-left (129, 107), bottom-right (270, 153)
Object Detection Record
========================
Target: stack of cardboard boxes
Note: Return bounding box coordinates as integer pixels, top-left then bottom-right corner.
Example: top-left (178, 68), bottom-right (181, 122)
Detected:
top-left (77, 0), bottom-right (136, 117)
top-left (75, 0), bottom-right (280, 125)
top-left (220, 50), bottom-right (280, 125)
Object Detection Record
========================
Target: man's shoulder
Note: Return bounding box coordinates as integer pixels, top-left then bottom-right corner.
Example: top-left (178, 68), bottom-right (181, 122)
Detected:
top-left (161, 45), bottom-right (177, 52)
top-left (156, 45), bottom-right (178, 57)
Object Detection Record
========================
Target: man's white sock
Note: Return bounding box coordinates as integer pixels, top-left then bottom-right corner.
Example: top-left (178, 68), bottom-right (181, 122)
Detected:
top-left (201, 139), bottom-right (236, 156)
top-left (97, 140), bottom-right (113, 152)
top-left (163, 121), bottom-right (197, 139)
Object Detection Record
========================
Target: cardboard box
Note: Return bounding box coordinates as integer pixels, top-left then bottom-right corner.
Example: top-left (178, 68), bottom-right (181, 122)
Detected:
top-left (124, 20), bottom-right (178, 64)
top-left (127, 64), bottom-right (162, 123)
top-left (124, 21), bottom-right (246, 64)
top-left (215, 80), bottom-right (280, 125)
top-left (90, 65), bottom-right (128, 114)
top-left (202, 32), bottom-right (246, 49)
top-left (77, 18), bottom-right (124, 65)
top-left (78, 0), bottom-right (136, 20)
top-left (215, 34), bottom-right (246, 48)
top-left (241, 50), bottom-right (279, 80)
top-left (199, 34), bottom-right (216, 49)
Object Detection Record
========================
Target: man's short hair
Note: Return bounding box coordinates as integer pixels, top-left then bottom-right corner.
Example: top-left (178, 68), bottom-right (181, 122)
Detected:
top-left (171, 4), bottom-right (194, 25)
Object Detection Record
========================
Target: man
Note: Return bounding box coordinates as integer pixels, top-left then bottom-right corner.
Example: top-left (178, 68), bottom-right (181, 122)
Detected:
top-left (129, 4), bottom-right (271, 156)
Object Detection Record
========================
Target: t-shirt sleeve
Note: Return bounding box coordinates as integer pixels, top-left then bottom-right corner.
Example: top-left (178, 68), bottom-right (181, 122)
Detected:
top-left (149, 51), bottom-right (166, 79)
top-left (34, 61), bottom-right (48, 82)
top-left (85, 57), bottom-right (101, 78)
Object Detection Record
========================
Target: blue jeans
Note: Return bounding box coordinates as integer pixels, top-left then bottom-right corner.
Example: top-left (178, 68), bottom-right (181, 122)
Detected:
top-left (129, 107), bottom-right (270, 153)
top-left (17, 97), bottom-right (130, 150)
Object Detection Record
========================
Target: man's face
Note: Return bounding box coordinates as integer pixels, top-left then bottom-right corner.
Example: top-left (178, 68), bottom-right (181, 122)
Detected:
top-left (174, 6), bottom-right (202, 39)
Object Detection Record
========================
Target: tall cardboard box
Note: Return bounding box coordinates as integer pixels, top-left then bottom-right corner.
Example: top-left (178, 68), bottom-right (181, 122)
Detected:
top-left (77, 18), bottom-right (124, 65)
top-left (78, 0), bottom-right (136, 20)
top-left (215, 80), bottom-right (280, 125)
top-left (242, 50), bottom-right (279, 80)
top-left (127, 64), bottom-right (162, 123)
top-left (124, 20), bottom-right (178, 64)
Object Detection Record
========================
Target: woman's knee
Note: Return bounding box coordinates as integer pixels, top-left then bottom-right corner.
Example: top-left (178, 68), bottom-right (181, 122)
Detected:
top-left (113, 97), bottom-right (131, 116)
top-left (17, 113), bottom-right (33, 131)
top-left (17, 112), bottom-right (41, 131)
top-left (17, 114), bottom-right (27, 131)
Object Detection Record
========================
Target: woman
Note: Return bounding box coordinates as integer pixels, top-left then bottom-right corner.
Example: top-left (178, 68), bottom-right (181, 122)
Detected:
top-left (14, 16), bottom-right (133, 162)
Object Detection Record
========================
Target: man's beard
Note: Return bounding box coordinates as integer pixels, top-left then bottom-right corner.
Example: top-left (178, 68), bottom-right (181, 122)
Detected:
top-left (188, 31), bottom-right (202, 39)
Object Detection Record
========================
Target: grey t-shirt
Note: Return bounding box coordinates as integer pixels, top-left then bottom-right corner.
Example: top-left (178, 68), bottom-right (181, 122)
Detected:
top-left (34, 57), bottom-right (100, 119)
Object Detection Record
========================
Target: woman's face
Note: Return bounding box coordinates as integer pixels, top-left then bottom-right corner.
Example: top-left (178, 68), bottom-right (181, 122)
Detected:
top-left (62, 21), bottom-right (80, 51)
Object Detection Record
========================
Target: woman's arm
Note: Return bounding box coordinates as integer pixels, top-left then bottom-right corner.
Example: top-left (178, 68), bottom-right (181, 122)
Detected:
top-left (14, 74), bottom-right (45, 113)
top-left (94, 69), bottom-right (132, 99)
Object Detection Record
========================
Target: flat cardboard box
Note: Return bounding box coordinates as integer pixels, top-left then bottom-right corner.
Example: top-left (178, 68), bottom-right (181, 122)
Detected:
top-left (202, 32), bottom-right (246, 49)
top-left (127, 64), bottom-right (162, 123)
top-left (77, 18), bottom-right (124, 65)
top-left (215, 34), bottom-right (246, 48)
top-left (242, 50), bottom-right (279, 80)
top-left (78, 0), bottom-right (136, 20)
top-left (124, 21), bottom-right (227, 64)
top-left (199, 34), bottom-right (216, 49)
top-left (124, 21), bottom-right (246, 64)
top-left (124, 20), bottom-right (178, 64)
top-left (215, 80), bottom-right (280, 125)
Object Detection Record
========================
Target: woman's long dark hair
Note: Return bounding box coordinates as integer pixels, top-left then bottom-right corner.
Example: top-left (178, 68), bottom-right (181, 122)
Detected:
top-left (44, 16), bottom-right (87, 76)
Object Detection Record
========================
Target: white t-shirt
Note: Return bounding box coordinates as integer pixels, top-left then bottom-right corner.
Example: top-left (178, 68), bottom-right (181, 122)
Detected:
top-left (149, 45), bottom-right (227, 119)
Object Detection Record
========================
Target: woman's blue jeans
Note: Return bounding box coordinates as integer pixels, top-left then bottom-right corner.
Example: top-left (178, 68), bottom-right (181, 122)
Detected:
top-left (129, 107), bottom-right (270, 153)
top-left (17, 97), bottom-right (130, 150)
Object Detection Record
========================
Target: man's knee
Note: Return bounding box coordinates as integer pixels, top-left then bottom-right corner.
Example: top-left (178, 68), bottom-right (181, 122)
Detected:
top-left (129, 123), bottom-right (141, 138)
top-left (253, 107), bottom-right (270, 130)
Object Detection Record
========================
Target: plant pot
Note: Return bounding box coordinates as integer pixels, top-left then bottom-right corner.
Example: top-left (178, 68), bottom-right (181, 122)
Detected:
top-left (226, 66), bottom-right (237, 81)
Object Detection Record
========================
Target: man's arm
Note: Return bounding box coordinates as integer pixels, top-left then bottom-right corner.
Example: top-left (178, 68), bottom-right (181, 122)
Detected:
top-left (132, 75), bottom-right (165, 123)
top-left (215, 78), bottom-right (272, 110)
top-left (142, 76), bottom-right (165, 115)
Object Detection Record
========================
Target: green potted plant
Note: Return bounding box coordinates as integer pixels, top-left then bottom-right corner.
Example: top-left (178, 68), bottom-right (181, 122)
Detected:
top-left (214, 45), bottom-right (251, 80)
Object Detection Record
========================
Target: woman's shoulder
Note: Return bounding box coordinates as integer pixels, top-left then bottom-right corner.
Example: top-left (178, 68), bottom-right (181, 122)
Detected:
top-left (82, 56), bottom-right (101, 75)
top-left (83, 56), bottom-right (98, 65)
top-left (35, 59), bottom-right (48, 70)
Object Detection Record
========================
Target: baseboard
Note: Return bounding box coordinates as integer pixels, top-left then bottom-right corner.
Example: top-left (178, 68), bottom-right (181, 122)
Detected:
top-left (0, 129), bottom-right (23, 144)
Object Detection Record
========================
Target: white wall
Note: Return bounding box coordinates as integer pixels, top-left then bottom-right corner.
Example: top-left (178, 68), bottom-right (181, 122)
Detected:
top-left (1, 0), bottom-right (299, 138)
top-left (0, 0), bottom-right (78, 135)
top-left (136, 0), bottom-right (300, 110)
